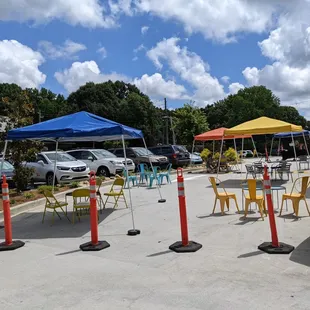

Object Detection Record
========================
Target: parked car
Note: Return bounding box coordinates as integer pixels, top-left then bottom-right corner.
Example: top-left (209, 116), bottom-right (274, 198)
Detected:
top-left (66, 149), bottom-right (135, 177)
top-left (26, 151), bottom-right (90, 185)
top-left (108, 147), bottom-right (169, 170)
top-left (190, 152), bottom-right (203, 165)
top-left (0, 160), bottom-right (15, 187)
top-left (148, 145), bottom-right (190, 167)
top-left (239, 150), bottom-right (254, 158)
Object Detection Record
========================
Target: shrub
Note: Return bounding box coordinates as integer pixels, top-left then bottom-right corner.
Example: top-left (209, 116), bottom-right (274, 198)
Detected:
top-left (200, 148), bottom-right (211, 162)
top-left (11, 199), bottom-right (16, 205)
top-left (213, 152), bottom-right (220, 160)
top-left (37, 185), bottom-right (59, 194)
top-left (13, 165), bottom-right (34, 193)
top-left (224, 147), bottom-right (237, 162)
top-left (24, 192), bottom-right (34, 199)
top-left (69, 182), bottom-right (80, 189)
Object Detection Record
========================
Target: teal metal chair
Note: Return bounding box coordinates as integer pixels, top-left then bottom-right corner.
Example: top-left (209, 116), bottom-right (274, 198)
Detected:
top-left (123, 169), bottom-right (138, 188)
top-left (148, 166), bottom-right (161, 188)
top-left (138, 163), bottom-right (149, 184)
top-left (159, 163), bottom-right (172, 184)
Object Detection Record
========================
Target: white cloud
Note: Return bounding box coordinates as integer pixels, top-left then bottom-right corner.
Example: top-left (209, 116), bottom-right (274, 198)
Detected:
top-left (54, 61), bottom-right (128, 93)
top-left (112, 0), bottom-right (292, 43)
top-left (228, 82), bottom-right (244, 95)
top-left (97, 47), bottom-right (107, 58)
top-left (147, 37), bottom-right (225, 105)
top-left (133, 44), bottom-right (146, 53)
top-left (0, 40), bottom-right (46, 88)
top-left (221, 76), bottom-right (230, 84)
top-left (38, 40), bottom-right (86, 60)
top-left (241, 1), bottom-right (310, 118)
top-left (55, 61), bottom-right (187, 100)
top-left (141, 26), bottom-right (149, 35)
top-left (134, 73), bottom-right (188, 100)
top-left (0, 0), bottom-right (116, 28)
top-left (132, 56), bottom-right (138, 61)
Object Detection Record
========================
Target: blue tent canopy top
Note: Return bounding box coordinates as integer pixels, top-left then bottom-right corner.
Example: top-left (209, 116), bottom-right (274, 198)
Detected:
top-left (7, 111), bottom-right (143, 141)
top-left (273, 130), bottom-right (310, 138)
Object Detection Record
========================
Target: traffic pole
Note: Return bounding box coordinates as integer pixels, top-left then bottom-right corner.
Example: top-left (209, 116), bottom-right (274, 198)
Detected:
top-left (169, 168), bottom-right (202, 253)
top-left (0, 175), bottom-right (25, 251)
top-left (258, 165), bottom-right (294, 254)
top-left (80, 171), bottom-right (110, 251)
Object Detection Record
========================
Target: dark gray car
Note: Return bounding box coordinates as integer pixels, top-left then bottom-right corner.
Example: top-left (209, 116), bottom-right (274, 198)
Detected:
top-left (108, 147), bottom-right (169, 170)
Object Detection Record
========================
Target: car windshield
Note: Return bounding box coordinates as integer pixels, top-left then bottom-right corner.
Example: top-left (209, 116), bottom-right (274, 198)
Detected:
top-left (92, 149), bottom-right (117, 158)
top-left (131, 147), bottom-right (154, 156)
top-left (2, 161), bottom-right (13, 170)
top-left (45, 152), bottom-right (76, 162)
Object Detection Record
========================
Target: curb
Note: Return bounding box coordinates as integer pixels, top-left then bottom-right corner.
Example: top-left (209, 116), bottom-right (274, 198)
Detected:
top-left (0, 166), bottom-right (204, 222)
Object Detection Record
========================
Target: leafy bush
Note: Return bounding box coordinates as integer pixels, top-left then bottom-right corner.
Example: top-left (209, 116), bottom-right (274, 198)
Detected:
top-left (213, 152), bottom-right (220, 160)
top-left (224, 147), bottom-right (237, 162)
top-left (200, 148), bottom-right (211, 161)
top-left (24, 192), bottom-right (34, 199)
top-left (11, 199), bottom-right (16, 205)
top-left (37, 185), bottom-right (59, 194)
top-left (13, 165), bottom-right (34, 193)
top-left (69, 182), bottom-right (80, 189)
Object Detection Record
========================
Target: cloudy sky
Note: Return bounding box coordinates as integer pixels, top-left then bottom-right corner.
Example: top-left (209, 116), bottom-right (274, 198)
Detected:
top-left (1, 0), bottom-right (310, 118)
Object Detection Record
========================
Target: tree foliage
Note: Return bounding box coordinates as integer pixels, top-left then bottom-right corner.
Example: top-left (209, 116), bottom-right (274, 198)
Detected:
top-left (173, 104), bottom-right (209, 146)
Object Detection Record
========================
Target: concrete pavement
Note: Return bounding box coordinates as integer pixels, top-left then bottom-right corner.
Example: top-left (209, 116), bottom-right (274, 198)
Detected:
top-left (1, 168), bottom-right (310, 309)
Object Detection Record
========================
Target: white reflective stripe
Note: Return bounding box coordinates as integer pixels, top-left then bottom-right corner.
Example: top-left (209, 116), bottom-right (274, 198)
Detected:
top-left (2, 196), bottom-right (9, 201)
top-left (263, 180), bottom-right (271, 187)
top-left (177, 182), bottom-right (184, 188)
top-left (89, 185), bottom-right (96, 190)
top-left (2, 187), bottom-right (8, 193)
top-left (178, 190), bottom-right (185, 196)
top-left (265, 189), bottom-right (271, 195)
top-left (90, 193), bottom-right (96, 198)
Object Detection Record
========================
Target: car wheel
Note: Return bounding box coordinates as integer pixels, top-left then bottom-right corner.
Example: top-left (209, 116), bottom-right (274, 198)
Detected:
top-left (97, 166), bottom-right (110, 177)
top-left (46, 172), bottom-right (57, 186)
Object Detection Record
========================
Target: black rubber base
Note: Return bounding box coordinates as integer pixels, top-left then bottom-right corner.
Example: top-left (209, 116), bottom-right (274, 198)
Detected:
top-left (258, 242), bottom-right (294, 254)
top-left (79, 240), bottom-right (110, 251)
top-left (169, 241), bottom-right (202, 253)
top-left (158, 199), bottom-right (166, 203)
top-left (0, 240), bottom-right (25, 251)
top-left (127, 229), bottom-right (141, 236)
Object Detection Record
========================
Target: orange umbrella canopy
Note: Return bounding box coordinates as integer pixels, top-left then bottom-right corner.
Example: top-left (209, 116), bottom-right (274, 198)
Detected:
top-left (194, 127), bottom-right (252, 141)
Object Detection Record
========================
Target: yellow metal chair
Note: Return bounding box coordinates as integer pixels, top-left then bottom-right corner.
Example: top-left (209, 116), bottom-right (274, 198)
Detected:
top-left (42, 190), bottom-right (70, 224)
top-left (280, 176), bottom-right (310, 217)
top-left (209, 177), bottom-right (240, 215)
top-left (72, 188), bottom-right (92, 224)
top-left (244, 179), bottom-right (266, 220)
top-left (103, 177), bottom-right (128, 209)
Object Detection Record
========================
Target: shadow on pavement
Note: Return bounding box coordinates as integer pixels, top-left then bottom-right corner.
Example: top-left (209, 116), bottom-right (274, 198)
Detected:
top-left (0, 208), bottom-right (114, 240)
top-left (238, 250), bottom-right (264, 259)
top-left (147, 250), bottom-right (172, 257)
top-left (290, 237), bottom-right (310, 267)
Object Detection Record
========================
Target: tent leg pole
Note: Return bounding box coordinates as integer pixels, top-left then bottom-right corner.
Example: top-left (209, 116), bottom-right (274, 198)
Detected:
top-left (233, 138), bottom-right (239, 172)
top-left (302, 132), bottom-right (309, 157)
top-left (52, 139), bottom-right (59, 193)
top-left (251, 136), bottom-right (259, 160)
top-left (278, 138), bottom-right (281, 156)
top-left (122, 135), bottom-right (140, 236)
top-left (241, 137), bottom-right (244, 175)
top-left (0, 140), bottom-right (8, 177)
top-left (216, 136), bottom-right (224, 181)
top-left (291, 133), bottom-right (299, 177)
top-left (143, 138), bottom-right (166, 203)
top-left (191, 140), bottom-right (195, 168)
top-left (269, 137), bottom-right (274, 161)
top-left (212, 140), bottom-right (215, 155)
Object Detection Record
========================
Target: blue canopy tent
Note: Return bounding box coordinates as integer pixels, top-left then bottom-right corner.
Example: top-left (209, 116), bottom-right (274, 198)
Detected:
top-left (271, 130), bottom-right (310, 158)
top-left (2, 111), bottom-right (166, 234)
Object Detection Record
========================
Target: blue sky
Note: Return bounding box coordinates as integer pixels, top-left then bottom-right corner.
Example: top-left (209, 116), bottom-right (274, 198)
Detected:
top-left (0, 1), bottom-right (309, 116)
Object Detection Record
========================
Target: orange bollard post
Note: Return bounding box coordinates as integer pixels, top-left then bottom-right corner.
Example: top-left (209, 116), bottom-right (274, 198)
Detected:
top-left (169, 168), bottom-right (202, 253)
top-left (0, 175), bottom-right (25, 251)
top-left (258, 166), bottom-right (294, 254)
top-left (80, 171), bottom-right (110, 252)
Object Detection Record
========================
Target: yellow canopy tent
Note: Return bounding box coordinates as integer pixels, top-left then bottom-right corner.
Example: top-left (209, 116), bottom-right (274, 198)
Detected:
top-left (216, 117), bottom-right (304, 178)
top-left (224, 117), bottom-right (303, 136)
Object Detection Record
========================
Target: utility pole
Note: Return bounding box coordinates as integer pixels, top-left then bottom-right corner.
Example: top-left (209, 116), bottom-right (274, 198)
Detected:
top-left (164, 98), bottom-right (169, 144)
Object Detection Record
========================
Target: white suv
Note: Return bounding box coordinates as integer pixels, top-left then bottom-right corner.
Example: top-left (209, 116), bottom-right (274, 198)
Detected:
top-left (26, 151), bottom-right (90, 185)
top-left (66, 149), bottom-right (135, 177)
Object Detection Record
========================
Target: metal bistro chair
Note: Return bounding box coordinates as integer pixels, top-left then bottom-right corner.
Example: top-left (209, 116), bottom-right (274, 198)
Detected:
top-left (276, 162), bottom-right (293, 182)
top-left (245, 164), bottom-right (256, 179)
top-left (298, 155), bottom-right (310, 171)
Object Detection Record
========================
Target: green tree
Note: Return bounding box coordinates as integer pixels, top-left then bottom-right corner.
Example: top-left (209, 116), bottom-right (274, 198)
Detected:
top-left (172, 104), bottom-right (209, 146)
top-left (2, 91), bottom-right (42, 192)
